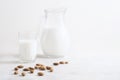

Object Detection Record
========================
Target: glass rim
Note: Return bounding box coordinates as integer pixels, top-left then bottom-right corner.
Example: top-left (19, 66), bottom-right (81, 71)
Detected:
top-left (18, 31), bottom-right (38, 40)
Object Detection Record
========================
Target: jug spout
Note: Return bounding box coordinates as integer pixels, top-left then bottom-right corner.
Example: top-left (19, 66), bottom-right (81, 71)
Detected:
top-left (44, 8), bottom-right (67, 29)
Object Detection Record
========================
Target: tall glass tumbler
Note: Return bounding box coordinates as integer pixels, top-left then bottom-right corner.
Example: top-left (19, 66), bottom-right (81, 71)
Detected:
top-left (18, 32), bottom-right (37, 63)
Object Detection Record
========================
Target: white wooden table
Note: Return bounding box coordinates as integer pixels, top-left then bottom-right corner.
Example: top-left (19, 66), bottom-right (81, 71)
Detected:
top-left (0, 52), bottom-right (120, 80)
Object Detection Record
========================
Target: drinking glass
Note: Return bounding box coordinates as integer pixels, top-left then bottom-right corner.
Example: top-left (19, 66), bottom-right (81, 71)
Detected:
top-left (18, 32), bottom-right (37, 63)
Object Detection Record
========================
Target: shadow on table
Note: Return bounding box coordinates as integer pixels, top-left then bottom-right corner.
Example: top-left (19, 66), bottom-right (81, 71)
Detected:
top-left (37, 54), bottom-right (62, 59)
top-left (0, 53), bottom-right (62, 64)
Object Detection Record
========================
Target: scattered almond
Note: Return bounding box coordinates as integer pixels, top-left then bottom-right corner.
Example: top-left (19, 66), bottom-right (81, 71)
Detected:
top-left (14, 67), bottom-right (18, 71)
top-left (13, 61), bottom-right (69, 77)
top-left (46, 66), bottom-right (52, 70)
top-left (53, 62), bottom-right (59, 66)
top-left (65, 61), bottom-right (68, 64)
top-left (39, 66), bottom-right (46, 70)
top-left (36, 64), bottom-right (43, 66)
top-left (29, 67), bottom-right (34, 70)
top-left (34, 66), bottom-right (39, 69)
top-left (23, 68), bottom-right (29, 71)
top-left (17, 65), bottom-right (24, 68)
top-left (14, 71), bottom-right (18, 75)
top-left (21, 72), bottom-right (25, 76)
top-left (38, 72), bottom-right (44, 76)
top-left (49, 68), bottom-right (53, 72)
top-left (59, 61), bottom-right (64, 64)
top-left (30, 70), bottom-right (34, 73)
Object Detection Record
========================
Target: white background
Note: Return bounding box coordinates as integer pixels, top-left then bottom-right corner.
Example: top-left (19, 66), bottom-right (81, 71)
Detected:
top-left (0, 0), bottom-right (120, 54)
top-left (0, 0), bottom-right (120, 79)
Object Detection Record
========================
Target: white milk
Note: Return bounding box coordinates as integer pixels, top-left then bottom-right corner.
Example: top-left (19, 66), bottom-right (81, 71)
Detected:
top-left (19, 40), bottom-right (37, 62)
top-left (41, 27), bottom-right (70, 57)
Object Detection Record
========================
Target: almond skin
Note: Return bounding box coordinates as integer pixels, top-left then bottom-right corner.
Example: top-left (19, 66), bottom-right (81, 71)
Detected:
top-left (38, 72), bottom-right (44, 76)
top-left (53, 62), bottom-right (59, 66)
top-left (14, 71), bottom-right (18, 75)
top-left (21, 72), bottom-right (25, 76)
top-left (23, 68), bottom-right (29, 71)
top-left (17, 65), bottom-right (24, 68)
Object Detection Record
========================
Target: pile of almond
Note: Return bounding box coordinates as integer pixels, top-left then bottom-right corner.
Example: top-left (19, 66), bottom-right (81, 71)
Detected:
top-left (13, 61), bottom-right (68, 77)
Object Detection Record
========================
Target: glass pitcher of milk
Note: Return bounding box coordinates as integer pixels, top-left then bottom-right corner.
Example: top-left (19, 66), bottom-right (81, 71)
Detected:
top-left (18, 32), bottom-right (37, 62)
top-left (41, 8), bottom-right (70, 57)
